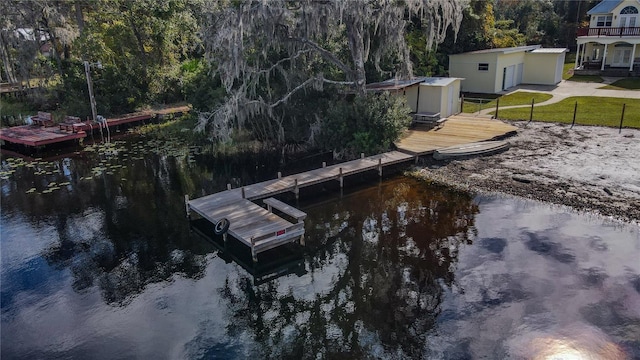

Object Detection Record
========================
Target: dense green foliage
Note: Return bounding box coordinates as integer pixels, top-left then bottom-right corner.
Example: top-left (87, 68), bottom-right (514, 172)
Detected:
top-left (1, 0), bottom-right (603, 155)
top-left (314, 93), bottom-right (412, 157)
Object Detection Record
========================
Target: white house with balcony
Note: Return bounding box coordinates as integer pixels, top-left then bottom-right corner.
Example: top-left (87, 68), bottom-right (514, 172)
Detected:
top-left (575, 0), bottom-right (640, 74)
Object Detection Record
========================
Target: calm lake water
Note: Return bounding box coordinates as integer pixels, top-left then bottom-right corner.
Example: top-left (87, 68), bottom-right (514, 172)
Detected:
top-left (1, 137), bottom-right (639, 359)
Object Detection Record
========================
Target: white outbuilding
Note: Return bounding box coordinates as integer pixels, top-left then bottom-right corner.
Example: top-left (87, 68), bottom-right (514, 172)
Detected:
top-left (366, 77), bottom-right (463, 118)
top-left (448, 45), bottom-right (567, 94)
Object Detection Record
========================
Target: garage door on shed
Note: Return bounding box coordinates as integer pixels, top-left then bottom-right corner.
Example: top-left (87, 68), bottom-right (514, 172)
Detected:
top-left (502, 65), bottom-right (516, 90)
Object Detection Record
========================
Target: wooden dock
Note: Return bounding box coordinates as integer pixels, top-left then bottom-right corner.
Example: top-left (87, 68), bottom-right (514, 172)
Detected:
top-left (0, 125), bottom-right (87, 147)
top-left (0, 105), bottom-right (190, 150)
top-left (187, 151), bottom-right (414, 261)
top-left (396, 114), bottom-right (518, 156)
top-left (188, 115), bottom-right (518, 261)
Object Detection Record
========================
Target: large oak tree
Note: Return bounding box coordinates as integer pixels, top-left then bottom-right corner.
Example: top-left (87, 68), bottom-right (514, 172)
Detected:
top-left (198, 0), bottom-right (465, 143)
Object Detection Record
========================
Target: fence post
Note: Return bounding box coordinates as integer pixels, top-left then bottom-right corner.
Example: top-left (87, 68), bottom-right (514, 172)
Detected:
top-left (460, 94), bottom-right (464, 114)
top-left (619, 104), bottom-right (626, 134)
top-left (571, 101), bottom-right (578, 128)
top-left (494, 98), bottom-right (500, 119)
top-left (528, 98), bottom-right (535, 123)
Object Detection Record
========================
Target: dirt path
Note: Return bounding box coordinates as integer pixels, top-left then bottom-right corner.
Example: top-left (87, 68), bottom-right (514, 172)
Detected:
top-left (412, 121), bottom-right (640, 223)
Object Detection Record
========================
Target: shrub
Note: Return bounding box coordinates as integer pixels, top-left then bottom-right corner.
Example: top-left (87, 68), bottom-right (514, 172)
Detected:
top-left (315, 93), bottom-right (412, 157)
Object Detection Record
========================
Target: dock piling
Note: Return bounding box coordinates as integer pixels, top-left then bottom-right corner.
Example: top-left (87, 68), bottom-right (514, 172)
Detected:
top-left (339, 167), bottom-right (344, 188)
top-left (278, 171), bottom-right (282, 179)
top-left (294, 178), bottom-right (299, 199)
top-left (378, 158), bottom-right (382, 176)
top-left (241, 187), bottom-right (246, 199)
top-left (251, 237), bottom-right (257, 262)
top-left (227, 183), bottom-right (232, 190)
top-left (184, 195), bottom-right (190, 218)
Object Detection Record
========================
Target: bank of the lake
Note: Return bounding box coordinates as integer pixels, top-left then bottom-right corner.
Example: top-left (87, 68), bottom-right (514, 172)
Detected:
top-left (413, 121), bottom-right (640, 223)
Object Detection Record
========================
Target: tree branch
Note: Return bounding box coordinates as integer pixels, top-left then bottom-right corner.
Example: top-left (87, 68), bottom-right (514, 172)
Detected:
top-left (255, 49), bottom-right (311, 76)
top-left (321, 78), bottom-right (356, 86)
top-left (287, 36), bottom-right (353, 77)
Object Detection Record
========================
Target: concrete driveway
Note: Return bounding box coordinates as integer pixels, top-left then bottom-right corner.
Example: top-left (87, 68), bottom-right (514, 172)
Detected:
top-left (478, 77), bottom-right (640, 115)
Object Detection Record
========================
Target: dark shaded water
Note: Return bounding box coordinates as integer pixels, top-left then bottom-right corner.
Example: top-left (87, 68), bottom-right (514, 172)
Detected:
top-left (1, 138), bottom-right (639, 359)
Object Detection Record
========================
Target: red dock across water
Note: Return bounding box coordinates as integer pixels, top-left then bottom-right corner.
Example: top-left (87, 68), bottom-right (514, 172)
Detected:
top-left (0, 125), bottom-right (86, 147)
top-left (0, 105), bottom-right (190, 149)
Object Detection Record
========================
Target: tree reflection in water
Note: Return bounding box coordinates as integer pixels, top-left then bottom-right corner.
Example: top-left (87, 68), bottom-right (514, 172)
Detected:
top-left (217, 178), bottom-right (478, 358)
top-left (2, 140), bottom-right (478, 357)
top-left (1, 141), bottom-right (288, 305)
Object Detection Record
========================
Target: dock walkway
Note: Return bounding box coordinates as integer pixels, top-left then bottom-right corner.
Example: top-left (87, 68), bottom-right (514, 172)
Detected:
top-left (187, 151), bottom-right (414, 261)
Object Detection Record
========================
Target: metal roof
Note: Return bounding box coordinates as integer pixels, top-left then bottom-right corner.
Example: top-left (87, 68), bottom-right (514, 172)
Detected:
top-left (530, 48), bottom-right (568, 54)
top-left (450, 45), bottom-right (541, 56)
top-left (420, 77), bottom-right (463, 87)
top-left (366, 77), bottom-right (461, 91)
top-left (587, 0), bottom-right (623, 15)
top-left (366, 77), bottom-right (429, 91)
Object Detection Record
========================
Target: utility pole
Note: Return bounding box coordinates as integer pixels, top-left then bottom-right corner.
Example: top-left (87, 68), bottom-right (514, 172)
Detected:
top-left (84, 60), bottom-right (98, 122)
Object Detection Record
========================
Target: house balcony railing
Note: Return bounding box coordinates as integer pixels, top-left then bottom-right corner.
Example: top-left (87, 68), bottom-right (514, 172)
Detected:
top-left (577, 26), bottom-right (640, 37)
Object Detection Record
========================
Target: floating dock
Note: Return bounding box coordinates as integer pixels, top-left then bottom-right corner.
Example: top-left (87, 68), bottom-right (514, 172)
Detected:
top-left (186, 151), bottom-right (414, 261)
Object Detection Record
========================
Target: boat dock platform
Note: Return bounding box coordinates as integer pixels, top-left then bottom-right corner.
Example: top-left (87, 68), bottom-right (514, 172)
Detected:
top-left (187, 115), bottom-right (518, 261)
top-left (0, 125), bottom-right (87, 147)
top-left (0, 105), bottom-right (190, 149)
top-left (395, 114), bottom-right (518, 156)
top-left (186, 151), bottom-right (414, 261)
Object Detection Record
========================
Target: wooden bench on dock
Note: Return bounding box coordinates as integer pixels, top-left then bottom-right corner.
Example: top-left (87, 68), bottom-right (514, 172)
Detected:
top-left (413, 112), bottom-right (446, 128)
top-left (263, 197), bottom-right (307, 223)
top-left (32, 112), bottom-right (54, 127)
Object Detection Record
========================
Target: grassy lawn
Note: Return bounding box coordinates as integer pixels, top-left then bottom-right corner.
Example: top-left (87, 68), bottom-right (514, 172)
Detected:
top-left (562, 62), bottom-right (574, 80)
top-left (493, 96), bottom-right (640, 128)
top-left (599, 78), bottom-right (640, 90)
top-left (462, 91), bottom-right (553, 114)
top-left (566, 74), bottom-right (604, 83)
top-left (563, 54), bottom-right (605, 83)
top-left (563, 59), bottom-right (604, 82)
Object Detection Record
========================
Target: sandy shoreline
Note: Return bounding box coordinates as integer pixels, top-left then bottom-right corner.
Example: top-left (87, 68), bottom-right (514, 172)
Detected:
top-left (411, 121), bottom-right (640, 223)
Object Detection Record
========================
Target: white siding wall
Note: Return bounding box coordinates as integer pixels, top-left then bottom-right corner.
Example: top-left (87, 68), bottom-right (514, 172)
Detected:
top-left (417, 85), bottom-right (442, 115)
top-left (495, 52), bottom-right (527, 92)
top-left (523, 53), bottom-right (565, 85)
top-left (555, 54), bottom-right (564, 83)
top-left (450, 80), bottom-right (462, 116)
top-left (449, 53), bottom-right (498, 93)
top-left (439, 83), bottom-right (461, 118)
top-left (404, 85), bottom-right (420, 112)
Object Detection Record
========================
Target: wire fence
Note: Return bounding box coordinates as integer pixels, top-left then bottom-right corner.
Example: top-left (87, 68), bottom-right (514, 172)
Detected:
top-left (459, 96), bottom-right (634, 132)
top-left (460, 97), bottom-right (497, 115)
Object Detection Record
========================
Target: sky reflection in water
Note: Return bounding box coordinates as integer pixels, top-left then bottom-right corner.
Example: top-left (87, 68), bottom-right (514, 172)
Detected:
top-left (1, 144), bottom-right (639, 359)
